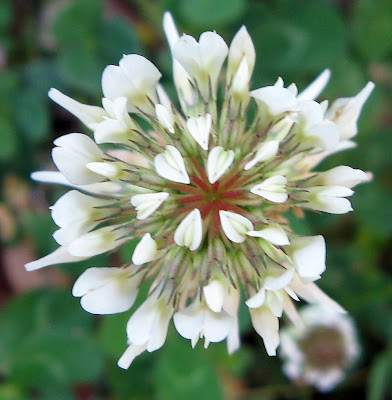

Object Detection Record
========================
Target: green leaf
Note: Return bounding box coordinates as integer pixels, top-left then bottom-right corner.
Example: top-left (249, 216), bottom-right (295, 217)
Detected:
top-left (14, 89), bottom-right (50, 143)
top-left (154, 331), bottom-right (223, 400)
top-left (252, 0), bottom-right (345, 76)
top-left (367, 351), bottom-right (392, 400)
top-left (352, 0), bottom-right (392, 60)
top-left (99, 20), bottom-right (141, 64)
top-left (179, 0), bottom-right (246, 29)
top-left (53, 0), bottom-right (103, 49)
top-left (353, 183), bottom-right (392, 234)
top-left (57, 48), bottom-right (104, 96)
top-left (10, 331), bottom-right (104, 388)
top-left (0, 114), bottom-right (18, 161)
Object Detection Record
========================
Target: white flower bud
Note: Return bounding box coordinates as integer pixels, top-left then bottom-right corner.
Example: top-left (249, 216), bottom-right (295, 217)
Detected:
top-left (132, 233), bottom-right (162, 265)
top-left (219, 210), bottom-right (253, 243)
top-left (207, 146), bottom-right (234, 184)
top-left (186, 113), bottom-right (212, 150)
top-left (250, 175), bottom-right (288, 203)
top-left (174, 209), bottom-right (203, 251)
top-left (244, 140), bottom-right (280, 170)
top-left (130, 192), bottom-right (169, 220)
top-left (154, 145), bottom-right (190, 184)
top-left (298, 185), bottom-right (354, 214)
top-left (311, 166), bottom-right (369, 189)
top-left (247, 223), bottom-right (290, 246)
top-left (155, 104), bottom-right (175, 133)
top-left (227, 26), bottom-right (255, 81)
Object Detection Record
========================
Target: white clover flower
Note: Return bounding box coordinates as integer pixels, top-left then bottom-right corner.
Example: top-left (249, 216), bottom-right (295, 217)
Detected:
top-left (280, 304), bottom-right (360, 392)
top-left (27, 12), bottom-right (373, 368)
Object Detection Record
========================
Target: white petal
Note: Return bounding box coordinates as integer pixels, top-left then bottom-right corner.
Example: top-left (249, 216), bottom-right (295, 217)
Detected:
top-left (246, 288), bottom-right (266, 309)
top-left (86, 161), bottom-right (122, 179)
top-left (132, 233), bottom-right (161, 265)
top-left (203, 279), bottom-right (226, 312)
top-left (68, 225), bottom-right (128, 257)
top-left (289, 235), bottom-right (326, 281)
top-left (231, 57), bottom-right (250, 95)
top-left (244, 140), bottom-right (279, 170)
top-left (173, 302), bottom-right (204, 340)
top-left (203, 309), bottom-right (233, 343)
top-left (207, 146), bottom-right (234, 184)
top-left (297, 69), bottom-right (331, 101)
top-left (302, 185), bottom-right (354, 214)
top-left (251, 86), bottom-right (298, 116)
top-left (102, 55), bottom-right (161, 112)
top-left (312, 166), bottom-right (369, 189)
top-left (155, 104), bottom-right (175, 133)
top-left (186, 114), bottom-right (212, 150)
top-left (290, 275), bottom-right (346, 313)
top-left (163, 12), bottom-right (179, 49)
top-left (247, 223), bottom-right (290, 246)
top-left (25, 246), bottom-right (87, 271)
top-left (250, 176), bottom-right (288, 203)
top-left (130, 192), bottom-right (169, 220)
top-left (174, 209), bottom-right (203, 251)
top-left (154, 145), bottom-right (190, 184)
top-left (219, 210), bottom-right (253, 243)
top-left (227, 26), bottom-right (256, 79)
top-left (326, 82), bottom-right (375, 140)
top-left (264, 266), bottom-right (295, 291)
top-left (117, 344), bottom-right (146, 370)
top-left (250, 306), bottom-right (280, 356)
top-left (48, 88), bottom-right (107, 127)
top-left (52, 133), bottom-right (105, 185)
top-left (266, 290), bottom-right (285, 317)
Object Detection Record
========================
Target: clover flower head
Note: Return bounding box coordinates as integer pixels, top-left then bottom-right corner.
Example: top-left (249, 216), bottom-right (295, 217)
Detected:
top-left (26, 12), bottom-right (373, 369)
top-left (280, 304), bottom-right (360, 392)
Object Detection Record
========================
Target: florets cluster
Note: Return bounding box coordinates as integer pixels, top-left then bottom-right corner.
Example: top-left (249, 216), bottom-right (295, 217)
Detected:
top-left (26, 13), bottom-right (373, 368)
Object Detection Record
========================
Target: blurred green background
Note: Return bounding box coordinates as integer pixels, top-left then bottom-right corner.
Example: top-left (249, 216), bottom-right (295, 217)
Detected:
top-left (0, 0), bottom-right (391, 399)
